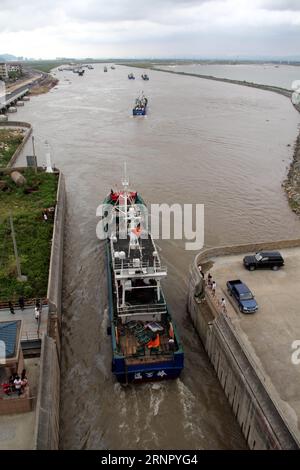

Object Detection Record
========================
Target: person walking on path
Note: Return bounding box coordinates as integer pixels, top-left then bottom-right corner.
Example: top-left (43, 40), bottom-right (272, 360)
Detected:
top-left (19, 296), bottom-right (25, 311)
top-left (34, 307), bottom-right (40, 323)
top-left (8, 301), bottom-right (15, 315)
top-left (212, 281), bottom-right (216, 296)
top-left (221, 297), bottom-right (227, 314)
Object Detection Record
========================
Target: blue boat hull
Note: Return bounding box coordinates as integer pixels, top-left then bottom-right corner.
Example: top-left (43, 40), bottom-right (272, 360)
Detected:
top-left (133, 107), bottom-right (146, 116)
top-left (112, 353), bottom-right (184, 383)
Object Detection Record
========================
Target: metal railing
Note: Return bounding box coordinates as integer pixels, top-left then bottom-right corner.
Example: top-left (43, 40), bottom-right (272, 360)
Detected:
top-left (118, 303), bottom-right (167, 316)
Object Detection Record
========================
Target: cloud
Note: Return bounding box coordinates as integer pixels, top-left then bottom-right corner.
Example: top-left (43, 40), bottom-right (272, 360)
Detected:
top-left (0, 0), bottom-right (300, 58)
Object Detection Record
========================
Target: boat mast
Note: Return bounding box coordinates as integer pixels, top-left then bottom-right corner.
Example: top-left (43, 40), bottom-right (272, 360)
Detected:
top-left (122, 162), bottom-right (129, 221)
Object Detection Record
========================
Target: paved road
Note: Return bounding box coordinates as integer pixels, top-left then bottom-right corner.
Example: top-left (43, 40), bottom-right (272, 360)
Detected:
top-left (209, 247), bottom-right (300, 440)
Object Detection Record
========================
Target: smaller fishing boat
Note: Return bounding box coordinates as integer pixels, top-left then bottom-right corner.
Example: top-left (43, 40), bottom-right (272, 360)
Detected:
top-left (141, 74), bottom-right (149, 81)
top-left (104, 66), bottom-right (108, 72)
top-left (133, 93), bottom-right (148, 116)
top-left (128, 73), bottom-right (135, 80)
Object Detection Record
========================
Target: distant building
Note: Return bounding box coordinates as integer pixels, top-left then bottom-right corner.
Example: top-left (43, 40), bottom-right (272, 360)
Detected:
top-left (0, 62), bottom-right (8, 81)
top-left (7, 62), bottom-right (23, 75)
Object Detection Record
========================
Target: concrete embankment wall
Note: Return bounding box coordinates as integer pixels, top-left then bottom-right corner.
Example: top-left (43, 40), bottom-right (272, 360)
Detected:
top-left (0, 121), bottom-right (33, 167)
top-left (33, 335), bottom-right (60, 450)
top-left (188, 239), bottom-right (300, 450)
top-left (47, 172), bottom-right (66, 356)
top-left (34, 172), bottom-right (66, 450)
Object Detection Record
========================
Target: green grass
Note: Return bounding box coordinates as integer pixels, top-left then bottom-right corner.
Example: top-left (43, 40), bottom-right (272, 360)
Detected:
top-left (0, 169), bottom-right (58, 301)
top-left (24, 60), bottom-right (71, 73)
top-left (0, 129), bottom-right (24, 167)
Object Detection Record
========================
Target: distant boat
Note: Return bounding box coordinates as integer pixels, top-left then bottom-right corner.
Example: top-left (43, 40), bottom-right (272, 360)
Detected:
top-left (133, 93), bottom-right (148, 116)
top-left (141, 74), bottom-right (149, 81)
top-left (111, 65), bottom-right (116, 70)
top-left (73, 68), bottom-right (84, 75)
top-left (128, 73), bottom-right (135, 80)
top-left (104, 66), bottom-right (108, 72)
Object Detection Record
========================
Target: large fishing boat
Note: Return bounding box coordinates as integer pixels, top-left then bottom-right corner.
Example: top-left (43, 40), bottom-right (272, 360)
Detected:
top-left (103, 171), bottom-right (184, 383)
top-left (141, 74), bottom-right (149, 80)
top-left (133, 93), bottom-right (148, 116)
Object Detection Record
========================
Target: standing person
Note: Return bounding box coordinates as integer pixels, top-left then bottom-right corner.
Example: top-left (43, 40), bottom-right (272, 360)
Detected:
top-left (8, 301), bottom-right (15, 315)
top-left (207, 273), bottom-right (212, 287)
top-left (21, 369), bottom-right (28, 390)
top-left (34, 307), bottom-right (40, 323)
top-left (13, 375), bottom-right (22, 396)
top-left (35, 298), bottom-right (40, 309)
top-left (212, 281), bottom-right (216, 296)
top-left (221, 297), bottom-right (227, 313)
top-left (19, 296), bottom-right (25, 311)
top-left (198, 265), bottom-right (204, 278)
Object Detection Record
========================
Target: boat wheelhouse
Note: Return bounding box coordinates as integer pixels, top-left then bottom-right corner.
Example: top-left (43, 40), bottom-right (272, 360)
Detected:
top-left (133, 94), bottom-right (148, 116)
top-left (104, 172), bottom-right (184, 383)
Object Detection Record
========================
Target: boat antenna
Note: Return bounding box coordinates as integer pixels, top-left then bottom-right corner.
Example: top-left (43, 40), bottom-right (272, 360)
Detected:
top-left (122, 162), bottom-right (129, 191)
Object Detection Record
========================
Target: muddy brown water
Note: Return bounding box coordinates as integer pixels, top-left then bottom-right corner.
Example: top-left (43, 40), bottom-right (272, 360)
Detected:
top-left (13, 64), bottom-right (300, 449)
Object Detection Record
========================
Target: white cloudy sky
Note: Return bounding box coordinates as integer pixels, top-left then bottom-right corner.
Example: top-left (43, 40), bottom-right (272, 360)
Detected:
top-left (1, 0), bottom-right (300, 58)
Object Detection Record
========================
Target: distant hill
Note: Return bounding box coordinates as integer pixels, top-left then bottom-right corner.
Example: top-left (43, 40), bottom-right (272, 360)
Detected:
top-left (0, 53), bottom-right (22, 61)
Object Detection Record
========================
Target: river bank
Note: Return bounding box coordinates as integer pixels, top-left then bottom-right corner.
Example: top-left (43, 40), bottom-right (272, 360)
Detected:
top-left (29, 74), bottom-right (58, 96)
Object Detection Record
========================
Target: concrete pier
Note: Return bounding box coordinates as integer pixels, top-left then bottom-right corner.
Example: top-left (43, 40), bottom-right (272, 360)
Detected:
top-left (188, 240), bottom-right (300, 449)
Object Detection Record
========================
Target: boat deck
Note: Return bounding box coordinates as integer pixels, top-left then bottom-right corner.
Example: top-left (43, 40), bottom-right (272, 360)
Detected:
top-left (118, 320), bottom-right (175, 360)
top-left (113, 234), bottom-right (158, 265)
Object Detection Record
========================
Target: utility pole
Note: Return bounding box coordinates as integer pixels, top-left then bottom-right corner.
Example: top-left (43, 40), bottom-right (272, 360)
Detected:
top-left (9, 212), bottom-right (27, 282)
top-left (32, 135), bottom-right (37, 173)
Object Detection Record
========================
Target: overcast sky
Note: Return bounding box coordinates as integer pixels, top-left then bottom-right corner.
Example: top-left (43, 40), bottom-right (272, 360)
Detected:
top-left (1, 0), bottom-right (300, 59)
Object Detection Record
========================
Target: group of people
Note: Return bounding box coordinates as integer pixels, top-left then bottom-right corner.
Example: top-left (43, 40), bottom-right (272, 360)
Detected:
top-left (8, 296), bottom-right (25, 315)
top-left (198, 265), bottom-right (227, 314)
top-left (2, 369), bottom-right (28, 397)
top-left (8, 297), bottom-right (42, 322)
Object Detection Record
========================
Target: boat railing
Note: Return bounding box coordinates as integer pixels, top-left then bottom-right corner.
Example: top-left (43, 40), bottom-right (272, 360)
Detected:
top-left (118, 303), bottom-right (167, 317)
top-left (114, 258), bottom-right (166, 271)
